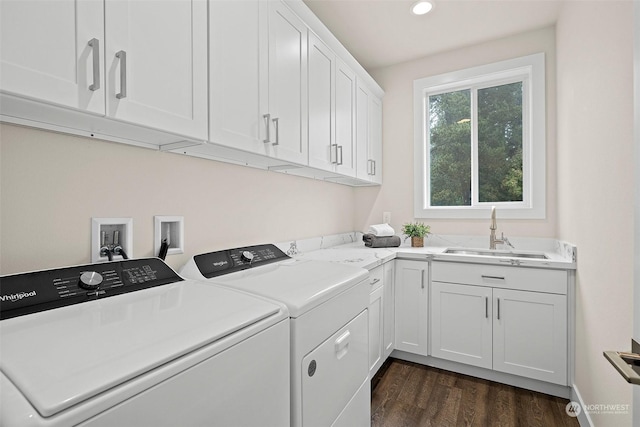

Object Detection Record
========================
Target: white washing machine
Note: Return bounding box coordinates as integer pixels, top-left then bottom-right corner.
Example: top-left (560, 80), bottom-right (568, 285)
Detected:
top-left (0, 257), bottom-right (290, 427)
top-left (180, 244), bottom-right (371, 427)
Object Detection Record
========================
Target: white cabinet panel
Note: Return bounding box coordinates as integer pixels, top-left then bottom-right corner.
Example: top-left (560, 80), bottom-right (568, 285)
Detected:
top-left (308, 32), bottom-right (335, 171)
top-left (267, 1), bottom-right (308, 164)
top-left (493, 288), bottom-right (567, 385)
top-left (394, 260), bottom-right (428, 355)
top-left (335, 60), bottom-right (357, 177)
top-left (431, 282), bottom-right (492, 369)
top-left (383, 261), bottom-right (395, 358)
top-left (0, 0), bottom-right (104, 114)
top-left (104, 0), bottom-right (207, 140)
top-left (209, 0), bottom-right (268, 153)
top-left (369, 94), bottom-right (383, 184)
top-left (356, 81), bottom-right (382, 183)
top-left (368, 285), bottom-right (383, 375)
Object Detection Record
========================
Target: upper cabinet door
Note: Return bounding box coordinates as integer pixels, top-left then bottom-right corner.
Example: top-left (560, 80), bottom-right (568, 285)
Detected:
top-left (356, 82), bottom-right (371, 181)
top-left (104, 0), bottom-right (208, 140)
top-left (267, 1), bottom-right (308, 164)
top-left (307, 31), bottom-right (335, 172)
top-left (0, 0), bottom-right (105, 114)
top-left (369, 94), bottom-right (383, 184)
top-left (335, 59), bottom-right (357, 177)
top-left (209, 0), bottom-right (268, 154)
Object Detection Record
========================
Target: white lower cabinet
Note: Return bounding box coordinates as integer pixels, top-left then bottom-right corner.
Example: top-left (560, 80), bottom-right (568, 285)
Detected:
top-left (492, 288), bottom-right (567, 384)
top-left (368, 266), bottom-right (384, 376)
top-left (382, 261), bottom-right (395, 359)
top-left (368, 262), bottom-right (396, 377)
top-left (430, 262), bottom-right (568, 386)
top-left (394, 260), bottom-right (428, 356)
top-left (431, 282), bottom-right (492, 369)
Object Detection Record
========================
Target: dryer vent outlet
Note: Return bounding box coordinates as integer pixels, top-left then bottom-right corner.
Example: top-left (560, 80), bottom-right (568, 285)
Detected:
top-left (154, 216), bottom-right (184, 258)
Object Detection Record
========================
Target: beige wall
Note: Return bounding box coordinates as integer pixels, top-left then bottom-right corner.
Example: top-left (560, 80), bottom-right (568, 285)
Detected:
top-left (354, 26), bottom-right (557, 237)
top-left (0, 123), bottom-right (355, 274)
top-left (556, 1), bottom-right (634, 426)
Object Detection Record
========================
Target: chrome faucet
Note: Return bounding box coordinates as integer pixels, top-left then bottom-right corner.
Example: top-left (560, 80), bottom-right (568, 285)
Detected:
top-left (489, 206), bottom-right (512, 250)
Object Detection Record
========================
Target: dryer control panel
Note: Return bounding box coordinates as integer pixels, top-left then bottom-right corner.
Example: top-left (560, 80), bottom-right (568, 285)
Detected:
top-left (0, 258), bottom-right (182, 320)
top-left (194, 244), bottom-right (289, 279)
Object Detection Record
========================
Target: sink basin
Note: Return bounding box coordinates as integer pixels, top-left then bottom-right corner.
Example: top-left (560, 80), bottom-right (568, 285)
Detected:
top-left (444, 248), bottom-right (548, 260)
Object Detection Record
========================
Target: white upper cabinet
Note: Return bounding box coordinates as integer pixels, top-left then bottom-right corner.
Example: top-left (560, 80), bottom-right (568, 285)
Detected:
top-left (267, 1), bottom-right (308, 164)
top-left (104, 0), bottom-right (208, 140)
top-left (307, 32), bottom-right (335, 171)
top-left (209, 0), bottom-right (268, 154)
top-left (334, 59), bottom-right (357, 177)
top-left (0, 0), bottom-right (105, 114)
top-left (0, 0), bottom-right (207, 141)
top-left (369, 94), bottom-right (383, 184)
top-left (210, 1), bottom-right (308, 163)
top-left (356, 81), bottom-right (383, 183)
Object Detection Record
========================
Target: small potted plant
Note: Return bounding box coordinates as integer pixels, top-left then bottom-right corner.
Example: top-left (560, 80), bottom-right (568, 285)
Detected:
top-left (402, 222), bottom-right (431, 247)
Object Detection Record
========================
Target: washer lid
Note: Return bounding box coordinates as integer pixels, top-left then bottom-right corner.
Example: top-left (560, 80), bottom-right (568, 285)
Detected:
top-left (209, 259), bottom-right (368, 317)
top-left (0, 280), bottom-right (283, 417)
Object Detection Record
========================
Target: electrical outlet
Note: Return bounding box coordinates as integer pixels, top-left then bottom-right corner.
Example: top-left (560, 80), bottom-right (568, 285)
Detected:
top-left (91, 218), bottom-right (133, 262)
top-left (383, 212), bottom-right (391, 224)
top-left (154, 216), bottom-right (184, 257)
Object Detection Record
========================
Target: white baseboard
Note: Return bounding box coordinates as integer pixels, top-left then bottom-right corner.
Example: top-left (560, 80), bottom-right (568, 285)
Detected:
top-left (571, 384), bottom-right (595, 427)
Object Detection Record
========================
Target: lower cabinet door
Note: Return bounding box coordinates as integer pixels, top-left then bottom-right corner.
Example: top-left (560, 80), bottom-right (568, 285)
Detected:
top-left (431, 282), bottom-right (492, 369)
top-left (382, 261), bottom-right (395, 358)
top-left (493, 288), bottom-right (567, 385)
top-left (394, 260), bottom-right (428, 355)
top-left (368, 285), bottom-right (383, 375)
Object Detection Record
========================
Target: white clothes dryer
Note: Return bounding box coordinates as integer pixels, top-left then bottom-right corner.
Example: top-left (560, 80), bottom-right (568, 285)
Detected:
top-left (0, 258), bottom-right (290, 427)
top-left (180, 244), bottom-right (371, 427)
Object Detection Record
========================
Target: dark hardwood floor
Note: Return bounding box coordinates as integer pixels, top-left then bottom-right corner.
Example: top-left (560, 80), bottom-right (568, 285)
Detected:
top-left (371, 358), bottom-right (579, 427)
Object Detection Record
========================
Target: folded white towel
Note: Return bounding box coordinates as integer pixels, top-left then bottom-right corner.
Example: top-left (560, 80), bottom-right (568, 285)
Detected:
top-left (368, 223), bottom-right (395, 237)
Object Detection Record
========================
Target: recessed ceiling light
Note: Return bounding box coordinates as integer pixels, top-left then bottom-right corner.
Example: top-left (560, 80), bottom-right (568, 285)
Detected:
top-left (411, 1), bottom-right (433, 15)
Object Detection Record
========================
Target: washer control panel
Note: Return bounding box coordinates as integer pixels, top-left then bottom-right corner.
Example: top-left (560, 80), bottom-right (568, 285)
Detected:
top-left (0, 258), bottom-right (183, 320)
top-left (194, 244), bottom-right (289, 278)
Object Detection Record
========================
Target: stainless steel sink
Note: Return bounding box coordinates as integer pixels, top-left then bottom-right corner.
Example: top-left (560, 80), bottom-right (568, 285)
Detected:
top-left (444, 248), bottom-right (548, 259)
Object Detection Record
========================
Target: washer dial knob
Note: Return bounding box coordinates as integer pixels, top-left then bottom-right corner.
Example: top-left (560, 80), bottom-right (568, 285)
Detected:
top-left (241, 251), bottom-right (254, 263)
top-left (79, 271), bottom-right (103, 290)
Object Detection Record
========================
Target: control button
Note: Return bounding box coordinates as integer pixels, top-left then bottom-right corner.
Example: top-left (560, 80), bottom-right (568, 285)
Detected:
top-left (79, 271), bottom-right (103, 290)
top-left (241, 251), bottom-right (254, 263)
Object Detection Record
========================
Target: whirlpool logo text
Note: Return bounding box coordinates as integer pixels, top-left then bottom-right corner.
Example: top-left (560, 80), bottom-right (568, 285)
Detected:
top-left (0, 291), bottom-right (37, 303)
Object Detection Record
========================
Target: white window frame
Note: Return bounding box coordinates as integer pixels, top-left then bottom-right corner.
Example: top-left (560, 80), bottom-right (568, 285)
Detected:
top-left (413, 53), bottom-right (546, 219)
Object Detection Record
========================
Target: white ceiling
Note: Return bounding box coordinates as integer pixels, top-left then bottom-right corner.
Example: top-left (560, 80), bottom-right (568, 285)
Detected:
top-left (302, 0), bottom-right (563, 70)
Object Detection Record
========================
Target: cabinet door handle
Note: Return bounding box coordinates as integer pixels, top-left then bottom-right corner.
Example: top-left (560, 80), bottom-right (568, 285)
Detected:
top-left (497, 298), bottom-right (500, 320)
top-left (115, 50), bottom-right (127, 99)
top-left (481, 275), bottom-right (505, 281)
top-left (88, 38), bottom-right (100, 91)
top-left (485, 296), bottom-right (488, 318)
top-left (372, 160), bottom-right (376, 176)
top-left (331, 144), bottom-right (338, 164)
top-left (370, 278), bottom-right (381, 286)
top-left (272, 117), bottom-right (279, 146)
top-left (337, 145), bottom-right (343, 165)
top-left (263, 114), bottom-right (271, 143)
top-left (420, 270), bottom-right (424, 289)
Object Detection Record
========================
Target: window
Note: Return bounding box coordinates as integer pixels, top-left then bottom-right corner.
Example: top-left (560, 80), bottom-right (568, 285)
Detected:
top-left (413, 53), bottom-right (546, 219)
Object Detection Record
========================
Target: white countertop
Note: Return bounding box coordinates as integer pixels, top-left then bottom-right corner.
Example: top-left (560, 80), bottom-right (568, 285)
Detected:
top-left (280, 233), bottom-right (577, 271)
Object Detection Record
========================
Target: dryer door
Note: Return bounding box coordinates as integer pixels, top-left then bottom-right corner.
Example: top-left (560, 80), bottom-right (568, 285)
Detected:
top-left (302, 309), bottom-right (369, 426)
